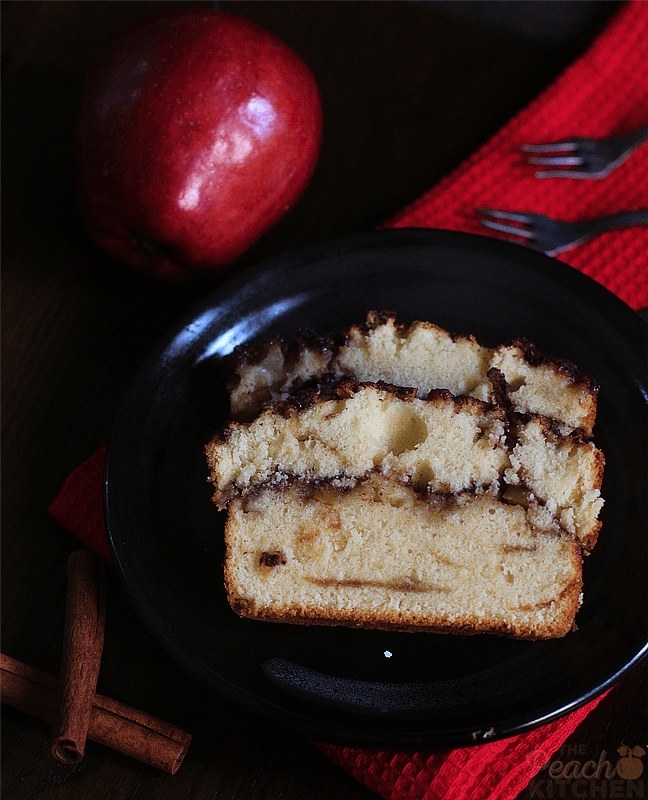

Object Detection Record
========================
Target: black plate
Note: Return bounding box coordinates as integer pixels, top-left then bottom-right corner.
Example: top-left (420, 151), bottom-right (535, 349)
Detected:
top-left (105, 228), bottom-right (647, 749)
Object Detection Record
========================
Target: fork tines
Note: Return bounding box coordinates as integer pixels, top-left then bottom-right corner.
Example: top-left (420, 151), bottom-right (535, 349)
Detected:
top-left (475, 208), bottom-right (534, 239)
top-left (521, 141), bottom-right (579, 152)
top-left (521, 140), bottom-right (587, 175)
top-left (523, 154), bottom-right (584, 168)
top-left (520, 125), bottom-right (648, 179)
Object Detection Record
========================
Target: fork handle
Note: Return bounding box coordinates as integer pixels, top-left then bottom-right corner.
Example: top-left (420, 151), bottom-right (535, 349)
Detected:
top-left (588, 209), bottom-right (648, 233)
top-left (608, 124), bottom-right (648, 152)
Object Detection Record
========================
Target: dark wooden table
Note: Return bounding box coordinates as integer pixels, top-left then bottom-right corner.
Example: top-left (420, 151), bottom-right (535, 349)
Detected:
top-left (2, 3), bottom-right (645, 799)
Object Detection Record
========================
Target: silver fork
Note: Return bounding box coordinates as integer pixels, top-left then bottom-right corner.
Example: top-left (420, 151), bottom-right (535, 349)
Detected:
top-left (521, 124), bottom-right (648, 179)
top-left (476, 207), bottom-right (648, 257)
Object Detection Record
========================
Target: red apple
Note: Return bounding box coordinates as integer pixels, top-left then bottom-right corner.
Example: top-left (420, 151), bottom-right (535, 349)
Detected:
top-left (76, 10), bottom-right (322, 281)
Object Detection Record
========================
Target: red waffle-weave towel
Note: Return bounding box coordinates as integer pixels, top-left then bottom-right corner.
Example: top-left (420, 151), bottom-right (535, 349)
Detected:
top-left (386, 0), bottom-right (648, 310)
top-left (50, 3), bottom-right (644, 798)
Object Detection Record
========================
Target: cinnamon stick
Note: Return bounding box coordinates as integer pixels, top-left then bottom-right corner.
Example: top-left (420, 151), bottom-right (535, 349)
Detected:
top-left (1, 654), bottom-right (191, 773)
top-left (51, 549), bottom-right (106, 764)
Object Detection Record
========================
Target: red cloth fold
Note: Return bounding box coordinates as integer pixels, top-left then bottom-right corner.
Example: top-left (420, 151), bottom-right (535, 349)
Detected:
top-left (48, 446), bottom-right (112, 563)
top-left (50, 2), bottom-right (645, 797)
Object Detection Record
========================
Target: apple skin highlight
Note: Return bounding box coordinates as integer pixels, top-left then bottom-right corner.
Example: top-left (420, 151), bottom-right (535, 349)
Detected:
top-left (76, 10), bottom-right (323, 282)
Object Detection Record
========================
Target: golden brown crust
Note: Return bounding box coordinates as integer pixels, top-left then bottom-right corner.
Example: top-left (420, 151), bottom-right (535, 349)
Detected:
top-left (225, 593), bottom-right (583, 640)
